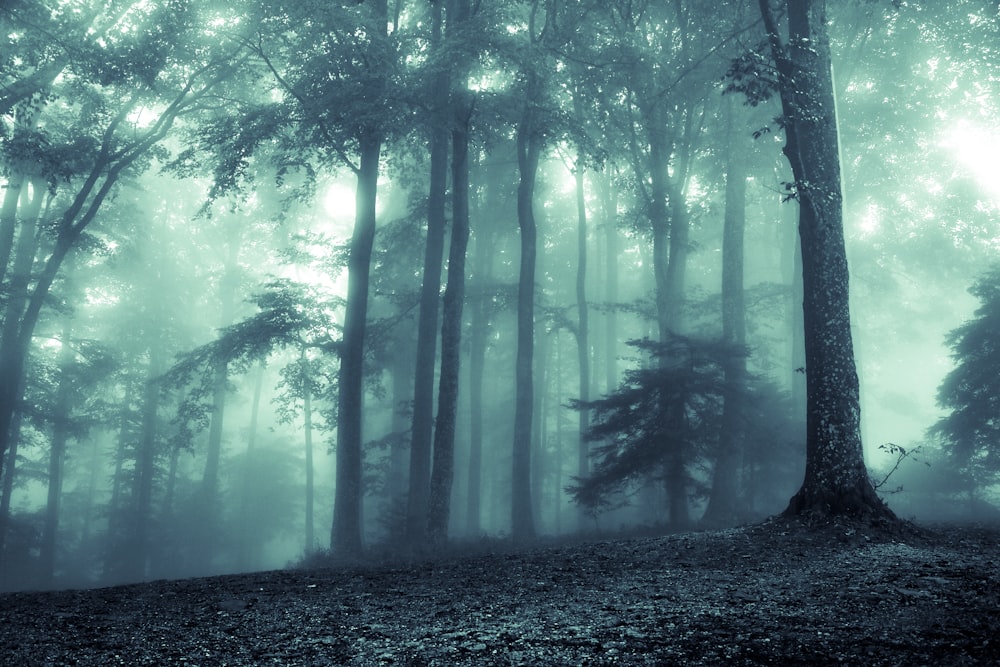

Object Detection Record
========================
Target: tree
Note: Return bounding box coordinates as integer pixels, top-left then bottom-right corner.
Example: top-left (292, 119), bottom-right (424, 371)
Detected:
top-left (932, 266), bottom-right (1000, 494)
top-left (427, 0), bottom-right (474, 544)
top-left (406, 0), bottom-right (451, 546)
top-left (756, 0), bottom-right (893, 520)
top-left (0, 0), bottom-right (239, 501)
top-left (702, 96), bottom-right (749, 526)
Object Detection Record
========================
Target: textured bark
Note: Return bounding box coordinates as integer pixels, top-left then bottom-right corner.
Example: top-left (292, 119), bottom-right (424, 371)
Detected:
top-left (758, 0), bottom-right (894, 520)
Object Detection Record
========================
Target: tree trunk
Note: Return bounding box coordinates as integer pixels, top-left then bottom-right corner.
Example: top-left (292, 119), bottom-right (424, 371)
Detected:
top-left (600, 168), bottom-right (619, 391)
top-left (301, 353), bottom-right (316, 555)
top-left (465, 215), bottom-right (492, 537)
top-left (332, 128), bottom-right (382, 556)
top-left (237, 361), bottom-right (265, 571)
top-left (407, 0), bottom-right (450, 547)
top-left (573, 152), bottom-right (591, 531)
top-left (125, 348), bottom-right (162, 581)
top-left (40, 328), bottom-right (75, 585)
top-left (512, 70), bottom-right (542, 542)
top-left (758, 0), bottom-right (893, 520)
top-left (704, 97), bottom-right (748, 526)
top-left (0, 176), bottom-right (45, 486)
top-left (427, 26), bottom-right (472, 541)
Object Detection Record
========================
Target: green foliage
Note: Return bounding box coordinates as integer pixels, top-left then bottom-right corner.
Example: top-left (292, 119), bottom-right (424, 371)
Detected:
top-left (932, 266), bottom-right (1000, 489)
top-left (723, 41), bottom-right (779, 107)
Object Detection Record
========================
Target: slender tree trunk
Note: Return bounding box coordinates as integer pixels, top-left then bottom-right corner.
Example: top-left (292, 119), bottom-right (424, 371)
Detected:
top-left (573, 154), bottom-right (591, 531)
top-left (427, 34), bottom-right (472, 541)
top-left (0, 409), bottom-right (21, 570)
top-left (600, 169), bottom-right (619, 391)
top-left (531, 327), bottom-right (553, 533)
top-left (332, 128), bottom-right (383, 556)
top-left (465, 226), bottom-right (491, 537)
top-left (40, 328), bottom-right (75, 585)
top-left (126, 348), bottom-right (161, 581)
top-left (704, 98), bottom-right (748, 525)
top-left (237, 361), bottom-right (265, 571)
top-left (301, 353), bottom-right (315, 555)
top-left (512, 70), bottom-right (542, 542)
top-left (0, 174), bottom-right (26, 287)
top-left (407, 0), bottom-right (450, 547)
top-left (0, 177), bottom-right (45, 486)
top-left (758, 0), bottom-right (893, 520)
top-left (388, 348), bottom-right (412, 510)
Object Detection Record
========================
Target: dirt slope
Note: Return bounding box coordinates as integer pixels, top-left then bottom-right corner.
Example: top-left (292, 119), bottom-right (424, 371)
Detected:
top-left (2, 518), bottom-right (998, 666)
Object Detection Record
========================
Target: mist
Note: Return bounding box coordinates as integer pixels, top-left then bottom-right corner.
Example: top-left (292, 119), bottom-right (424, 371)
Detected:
top-left (2, 0), bottom-right (999, 596)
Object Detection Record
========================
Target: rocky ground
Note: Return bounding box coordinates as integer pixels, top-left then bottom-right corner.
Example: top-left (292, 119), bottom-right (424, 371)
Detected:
top-left (2, 517), bottom-right (999, 666)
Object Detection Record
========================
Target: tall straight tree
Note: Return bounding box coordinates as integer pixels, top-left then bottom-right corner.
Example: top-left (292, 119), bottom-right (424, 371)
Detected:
top-left (427, 0), bottom-right (474, 543)
top-left (248, 0), bottom-right (396, 555)
top-left (511, 0), bottom-right (556, 542)
top-left (407, 0), bottom-right (451, 546)
top-left (757, 0), bottom-right (893, 519)
top-left (323, 0), bottom-right (391, 556)
top-left (703, 96), bottom-right (748, 525)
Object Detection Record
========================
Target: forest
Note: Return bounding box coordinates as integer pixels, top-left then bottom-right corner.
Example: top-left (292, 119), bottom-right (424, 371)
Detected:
top-left (1, 0), bottom-right (999, 600)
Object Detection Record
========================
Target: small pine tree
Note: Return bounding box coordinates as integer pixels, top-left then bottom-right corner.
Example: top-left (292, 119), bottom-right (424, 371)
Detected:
top-left (932, 265), bottom-right (1000, 493)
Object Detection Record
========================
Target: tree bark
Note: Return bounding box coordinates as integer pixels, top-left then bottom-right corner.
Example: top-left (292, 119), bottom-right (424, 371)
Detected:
top-left (758, 0), bottom-right (893, 520)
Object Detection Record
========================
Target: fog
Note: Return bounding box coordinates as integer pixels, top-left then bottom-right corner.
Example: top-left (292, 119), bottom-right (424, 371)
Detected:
top-left (1, 0), bottom-right (999, 592)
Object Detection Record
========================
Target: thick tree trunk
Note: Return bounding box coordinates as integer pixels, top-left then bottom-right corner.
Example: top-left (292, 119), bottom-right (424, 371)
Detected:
top-left (407, 0), bottom-right (450, 546)
top-left (332, 129), bottom-right (382, 556)
top-left (759, 0), bottom-right (893, 520)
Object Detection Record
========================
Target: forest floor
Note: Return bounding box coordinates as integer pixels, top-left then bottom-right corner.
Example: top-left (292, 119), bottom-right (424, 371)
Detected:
top-left (2, 516), bottom-right (999, 666)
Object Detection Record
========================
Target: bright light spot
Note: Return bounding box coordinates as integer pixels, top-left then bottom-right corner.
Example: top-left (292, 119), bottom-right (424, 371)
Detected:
top-left (322, 181), bottom-right (356, 237)
top-left (859, 203), bottom-right (880, 236)
top-left (941, 122), bottom-right (1000, 200)
top-left (127, 106), bottom-right (154, 128)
